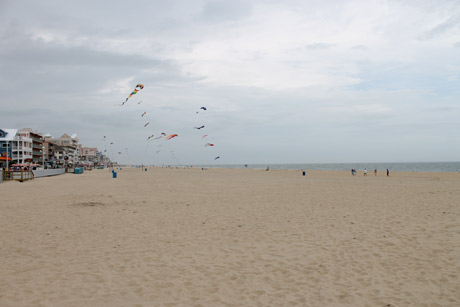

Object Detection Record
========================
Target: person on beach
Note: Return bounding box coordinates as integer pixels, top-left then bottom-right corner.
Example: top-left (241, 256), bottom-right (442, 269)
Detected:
top-left (374, 169), bottom-right (377, 176)
top-left (387, 169), bottom-right (389, 176)
top-left (364, 169), bottom-right (367, 176)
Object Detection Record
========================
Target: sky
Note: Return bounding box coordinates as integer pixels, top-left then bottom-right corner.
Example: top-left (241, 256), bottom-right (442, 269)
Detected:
top-left (1, 0), bottom-right (459, 165)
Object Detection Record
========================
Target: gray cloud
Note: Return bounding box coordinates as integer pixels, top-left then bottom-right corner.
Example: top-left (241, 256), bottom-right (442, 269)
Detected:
top-left (418, 14), bottom-right (460, 40)
top-left (305, 43), bottom-right (336, 50)
top-left (1, 0), bottom-right (459, 164)
top-left (198, 0), bottom-right (253, 23)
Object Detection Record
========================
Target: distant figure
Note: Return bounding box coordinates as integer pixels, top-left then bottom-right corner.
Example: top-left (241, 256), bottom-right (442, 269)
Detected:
top-left (302, 170), bottom-right (306, 176)
top-left (266, 166), bottom-right (269, 171)
top-left (374, 169), bottom-right (377, 176)
top-left (364, 168), bottom-right (367, 176)
top-left (387, 169), bottom-right (389, 176)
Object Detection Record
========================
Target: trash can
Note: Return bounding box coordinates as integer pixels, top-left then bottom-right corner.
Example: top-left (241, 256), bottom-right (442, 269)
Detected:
top-left (112, 172), bottom-right (117, 178)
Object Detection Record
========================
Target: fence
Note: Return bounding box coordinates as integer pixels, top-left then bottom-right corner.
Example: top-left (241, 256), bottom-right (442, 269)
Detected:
top-left (2, 170), bottom-right (34, 182)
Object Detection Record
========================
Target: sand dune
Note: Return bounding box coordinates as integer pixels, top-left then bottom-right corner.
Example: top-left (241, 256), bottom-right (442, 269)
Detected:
top-left (1, 167), bottom-right (459, 306)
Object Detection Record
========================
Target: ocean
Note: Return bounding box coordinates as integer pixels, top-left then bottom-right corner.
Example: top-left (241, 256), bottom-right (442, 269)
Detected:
top-left (199, 162), bottom-right (460, 172)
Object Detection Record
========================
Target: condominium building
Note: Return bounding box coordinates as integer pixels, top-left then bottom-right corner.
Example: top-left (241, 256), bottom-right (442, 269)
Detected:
top-left (47, 133), bottom-right (80, 165)
top-left (15, 128), bottom-right (43, 165)
top-left (0, 128), bottom-right (17, 167)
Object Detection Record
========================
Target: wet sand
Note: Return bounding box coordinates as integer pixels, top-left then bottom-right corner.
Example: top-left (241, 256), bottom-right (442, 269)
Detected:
top-left (1, 167), bottom-right (459, 306)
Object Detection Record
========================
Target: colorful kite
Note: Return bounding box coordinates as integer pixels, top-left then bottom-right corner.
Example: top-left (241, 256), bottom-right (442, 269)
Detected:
top-left (147, 134), bottom-right (155, 141)
top-left (165, 134), bottom-right (178, 140)
top-left (205, 143), bottom-right (214, 147)
top-left (141, 112), bottom-right (147, 117)
top-left (122, 84), bottom-right (144, 105)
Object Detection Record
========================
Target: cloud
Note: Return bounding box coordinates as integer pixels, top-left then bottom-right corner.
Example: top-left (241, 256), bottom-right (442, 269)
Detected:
top-left (198, 0), bottom-right (253, 23)
top-left (418, 14), bottom-right (460, 40)
top-left (1, 0), bottom-right (459, 164)
top-left (305, 43), bottom-right (336, 50)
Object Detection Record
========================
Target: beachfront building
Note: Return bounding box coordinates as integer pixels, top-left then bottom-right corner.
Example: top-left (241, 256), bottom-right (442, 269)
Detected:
top-left (48, 133), bottom-right (81, 165)
top-left (98, 152), bottom-right (111, 167)
top-left (16, 128), bottom-right (44, 165)
top-left (80, 147), bottom-right (99, 165)
top-left (0, 128), bottom-right (17, 168)
top-left (11, 130), bottom-right (33, 164)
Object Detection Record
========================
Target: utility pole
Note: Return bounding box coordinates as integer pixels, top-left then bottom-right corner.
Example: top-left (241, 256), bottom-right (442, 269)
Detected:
top-left (6, 141), bottom-right (9, 170)
top-left (42, 145), bottom-right (45, 168)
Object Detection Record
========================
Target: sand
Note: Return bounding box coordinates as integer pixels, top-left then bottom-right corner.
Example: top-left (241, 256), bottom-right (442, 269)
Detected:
top-left (0, 167), bottom-right (459, 306)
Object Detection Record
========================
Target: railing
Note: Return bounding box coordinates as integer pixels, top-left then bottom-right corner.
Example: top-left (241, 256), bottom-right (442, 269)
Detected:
top-left (12, 148), bottom-right (33, 152)
top-left (2, 170), bottom-right (34, 182)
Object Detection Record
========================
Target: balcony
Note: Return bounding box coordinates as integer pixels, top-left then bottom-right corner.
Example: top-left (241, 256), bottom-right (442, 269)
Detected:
top-left (14, 136), bottom-right (32, 142)
top-left (12, 154), bottom-right (33, 159)
top-left (13, 147), bottom-right (32, 152)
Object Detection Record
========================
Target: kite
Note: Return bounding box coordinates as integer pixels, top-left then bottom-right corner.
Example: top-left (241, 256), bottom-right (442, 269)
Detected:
top-left (147, 134), bottom-right (155, 141)
top-left (138, 100), bottom-right (143, 104)
top-left (202, 135), bottom-right (208, 138)
top-left (118, 152), bottom-right (122, 154)
top-left (196, 106), bottom-right (207, 113)
top-left (122, 84), bottom-right (144, 105)
top-left (214, 156), bottom-right (220, 160)
top-left (165, 134), bottom-right (178, 140)
top-left (205, 143), bottom-right (214, 147)
top-left (144, 123), bottom-right (150, 127)
top-left (161, 132), bottom-right (166, 136)
top-left (141, 112), bottom-right (147, 117)
top-left (194, 126), bottom-right (205, 129)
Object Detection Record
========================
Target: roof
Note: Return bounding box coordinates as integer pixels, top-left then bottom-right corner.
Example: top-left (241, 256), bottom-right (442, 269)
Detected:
top-left (0, 129), bottom-right (18, 141)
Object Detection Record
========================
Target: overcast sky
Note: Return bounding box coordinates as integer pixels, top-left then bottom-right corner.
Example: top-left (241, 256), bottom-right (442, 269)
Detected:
top-left (1, 0), bottom-right (459, 165)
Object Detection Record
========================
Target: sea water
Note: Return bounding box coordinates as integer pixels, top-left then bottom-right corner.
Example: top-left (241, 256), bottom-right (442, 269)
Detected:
top-left (200, 162), bottom-right (460, 172)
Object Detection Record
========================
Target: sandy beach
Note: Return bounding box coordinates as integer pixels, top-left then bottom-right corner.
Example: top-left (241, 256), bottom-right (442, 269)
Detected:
top-left (0, 167), bottom-right (459, 306)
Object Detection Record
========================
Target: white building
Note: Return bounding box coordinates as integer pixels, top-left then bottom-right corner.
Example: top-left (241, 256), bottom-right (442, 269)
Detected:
top-left (12, 130), bottom-right (34, 164)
